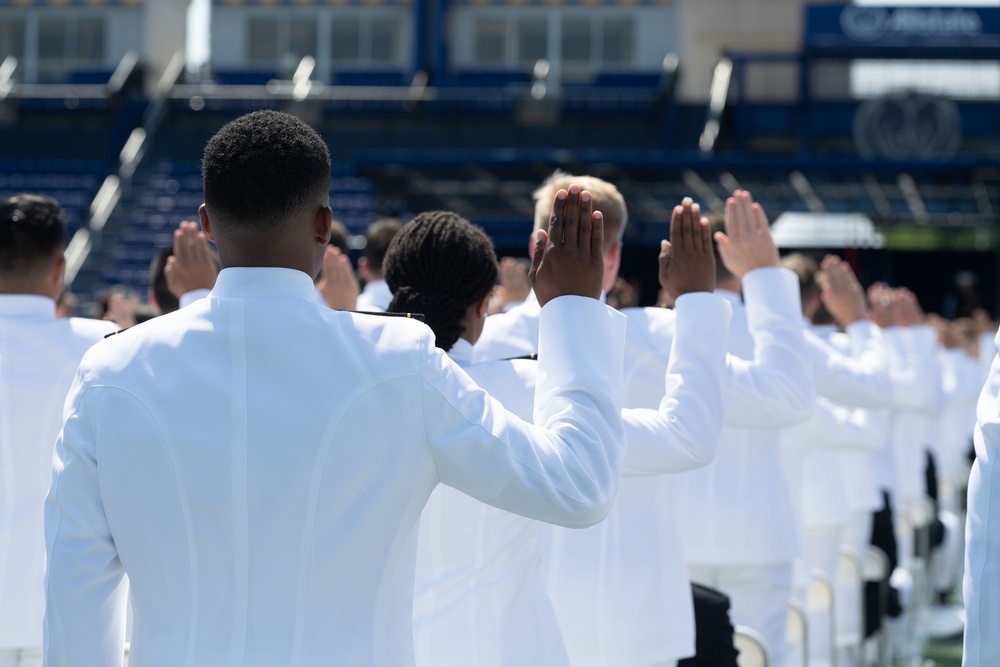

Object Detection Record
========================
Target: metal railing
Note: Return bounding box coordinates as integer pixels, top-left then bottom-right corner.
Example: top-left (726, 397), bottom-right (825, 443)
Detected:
top-left (699, 57), bottom-right (733, 155)
top-left (61, 51), bottom-right (183, 287)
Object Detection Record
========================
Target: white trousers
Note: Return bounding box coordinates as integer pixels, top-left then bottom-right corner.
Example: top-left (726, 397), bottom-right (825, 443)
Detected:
top-left (688, 562), bottom-right (793, 667)
top-left (0, 648), bottom-right (42, 667)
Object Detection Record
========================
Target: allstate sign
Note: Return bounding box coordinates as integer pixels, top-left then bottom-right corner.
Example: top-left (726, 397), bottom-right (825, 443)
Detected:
top-left (806, 4), bottom-right (1000, 55)
top-left (841, 7), bottom-right (982, 41)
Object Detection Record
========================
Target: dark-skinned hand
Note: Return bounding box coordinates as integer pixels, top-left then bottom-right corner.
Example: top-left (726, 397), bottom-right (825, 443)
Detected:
top-left (659, 197), bottom-right (715, 299)
top-left (529, 184), bottom-right (605, 306)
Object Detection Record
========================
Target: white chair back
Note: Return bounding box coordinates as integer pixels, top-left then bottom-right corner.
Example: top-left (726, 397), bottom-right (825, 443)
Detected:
top-left (735, 624), bottom-right (771, 667)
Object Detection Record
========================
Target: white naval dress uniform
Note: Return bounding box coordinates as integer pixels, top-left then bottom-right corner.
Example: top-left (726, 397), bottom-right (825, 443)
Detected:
top-left (881, 326), bottom-right (943, 508)
top-left (676, 271), bottom-right (817, 667)
top-left (786, 320), bottom-right (893, 577)
top-left (0, 295), bottom-right (114, 666)
top-left (413, 343), bottom-right (569, 667)
top-left (473, 290), bottom-right (541, 364)
top-left (817, 327), bottom-right (890, 548)
top-left (929, 348), bottom-right (979, 597)
top-left (478, 268), bottom-right (813, 666)
top-left (965, 328), bottom-right (1000, 666)
top-left (43, 267), bottom-right (627, 667)
top-left (815, 325), bottom-right (894, 657)
top-left (936, 348), bottom-right (981, 496)
top-left (415, 292), bottom-right (731, 667)
top-left (355, 278), bottom-right (393, 312)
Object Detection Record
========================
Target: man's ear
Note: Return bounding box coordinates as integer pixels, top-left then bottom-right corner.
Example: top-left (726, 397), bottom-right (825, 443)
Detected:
top-left (358, 256), bottom-right (372, 282)
top-left (527, 232), bottom-right (536, 259)
top-left (314, 205), bottom-right (333, 244)
top-left (199, 204), bottom-right (215, 242)
top-left (476, 290), bottom-right (492, 318)
top-left (602, 240), bottom-right (622, 294)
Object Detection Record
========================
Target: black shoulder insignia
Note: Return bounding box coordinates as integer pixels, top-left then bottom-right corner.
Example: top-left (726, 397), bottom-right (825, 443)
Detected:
top-left (343, 310), bottom-right (425, 323)
top-left (503, 354), bottom-right (538, 361)
top-left (104, 327), bottom-right (131, 339)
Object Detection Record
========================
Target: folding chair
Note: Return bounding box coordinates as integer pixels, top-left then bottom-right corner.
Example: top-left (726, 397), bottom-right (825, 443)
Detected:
top-left (862, 546), bottom-right (891, 667)
top-left (786, 601), bottom-right (808, 667)
top-left (834, 547), bottom-right (864, 667)
top-left (734, 624), bottom-right (771, 667)
top-left (806, 571), bottom-right (836, 667)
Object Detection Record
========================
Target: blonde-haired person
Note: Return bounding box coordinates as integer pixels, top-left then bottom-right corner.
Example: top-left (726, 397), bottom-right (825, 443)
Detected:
top-left (477, 176), bottom-right (814, 667)
top-left (474, 171), bottom-right (628, 361)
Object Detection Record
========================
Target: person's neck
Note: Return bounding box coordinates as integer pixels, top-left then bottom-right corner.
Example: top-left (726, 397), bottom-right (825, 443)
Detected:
top-left (716, 277), bottom-right (741, 295)
top-left (218, 250), bottom-right (317, 279)
top-left (0, 282), bottom-right (57, 300)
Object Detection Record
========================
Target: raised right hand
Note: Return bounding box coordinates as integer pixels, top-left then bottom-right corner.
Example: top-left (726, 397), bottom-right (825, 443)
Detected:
top-left (317, 245), bottom-right (360, 310)
top-left (819, 255), bottom-right (867, 326)
top-left (529, 185), bottom-right (605, 306)
top-left (714, 190), bottom-right (778, 279)
top-left (867, 282), bottom-right (896, 329)
top-left (659, 197), bottom-right (715, 299)
top-left (164, 220), bottom-right (219, 298)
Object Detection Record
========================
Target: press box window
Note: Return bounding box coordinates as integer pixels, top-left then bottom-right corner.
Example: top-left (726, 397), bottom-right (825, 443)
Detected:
top-left (246, 17), bottom-right (317, 72)
top-left (331, 15), bottom-right (405, 66)
top-left (37, 17), bottom-right (105, 79)
top-left (0, 19), bottom-right (25, 63)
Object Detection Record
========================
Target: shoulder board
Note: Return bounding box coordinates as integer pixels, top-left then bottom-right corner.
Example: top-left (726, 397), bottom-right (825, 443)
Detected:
top-left (343, 310), bottom-right (425, 323)
top-left (502, 353), bottom-right (537, 361)
top-left (104, 327), bottom-right (131, 339)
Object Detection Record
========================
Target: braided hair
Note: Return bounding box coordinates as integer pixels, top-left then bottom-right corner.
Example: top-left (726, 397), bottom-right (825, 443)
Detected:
top-left (384, 211), bottom-right (499, 352)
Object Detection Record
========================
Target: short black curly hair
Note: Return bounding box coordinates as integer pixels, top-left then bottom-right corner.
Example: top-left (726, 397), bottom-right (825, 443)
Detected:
top-left (202, 110), bottom-right (331, 237)
top-left (384, 211), bottom-right (498, 352)
top-left (0, 193), bottom-right (65, 284)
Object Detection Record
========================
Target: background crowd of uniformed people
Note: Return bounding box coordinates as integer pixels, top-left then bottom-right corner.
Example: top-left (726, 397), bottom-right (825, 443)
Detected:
top-left (1, 110), bottom-right (997, 667)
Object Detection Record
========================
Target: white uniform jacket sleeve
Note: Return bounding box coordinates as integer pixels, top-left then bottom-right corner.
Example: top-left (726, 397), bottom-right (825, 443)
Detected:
top-left (620, 292), bottom-right (731, 475)
top-left (723, 267), bottom-right (816, 427)
top-left (421, 295), bottom-right (627, 529)
top-left (885, 325), bottom-right (943, 410)
top-left (964, 332), bottom-right (1000, 665)
top-left (45, 374), bottom-right (129, 667)
top-left (808, 398), bottom-right (889, 452)
top-left (806, 321), bottom-right (893, 409)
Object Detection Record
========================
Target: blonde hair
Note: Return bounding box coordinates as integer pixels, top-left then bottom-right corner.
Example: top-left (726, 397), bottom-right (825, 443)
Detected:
top-left (532, 171), bottom-right (628, 250)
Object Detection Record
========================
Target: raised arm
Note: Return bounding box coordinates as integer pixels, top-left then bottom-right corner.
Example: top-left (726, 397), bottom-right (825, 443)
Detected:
top-left (621, 198), bottom-right (731, 475)
top-left (164, 220), bottom-right (219, 307)
top-left (808, 255), bottom-right (893, 408)
top-left (424, 185), bottom-right (626, 527)
top-left (717, 191), bottom-right (814, 427)
top-left (883, 288), bottom-right (943, 410)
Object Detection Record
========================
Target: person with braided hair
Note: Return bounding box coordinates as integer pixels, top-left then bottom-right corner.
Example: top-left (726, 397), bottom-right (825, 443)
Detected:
top-left (387, 198), bottom-right (736, 666)
top-left (384, 210), bottom-right (498, 354)
top-left (385, 210), bottom-right (568, 666)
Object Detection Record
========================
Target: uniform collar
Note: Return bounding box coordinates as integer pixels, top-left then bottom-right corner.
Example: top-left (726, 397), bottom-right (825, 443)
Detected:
top-left (715, 289), bottom-right (743, 308)
top-left (810, 323), bottom-right (839, 340)
top-left (0, 294), bottom-right (57, 320)
top-left (209, 267), bottom-right (320, 301)
top-left (361, 279), bottom-right (391, 298)
top-left (449, 338), bottom-right (475, 366)
top-left (521, 290), bottom-right (541, 313)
